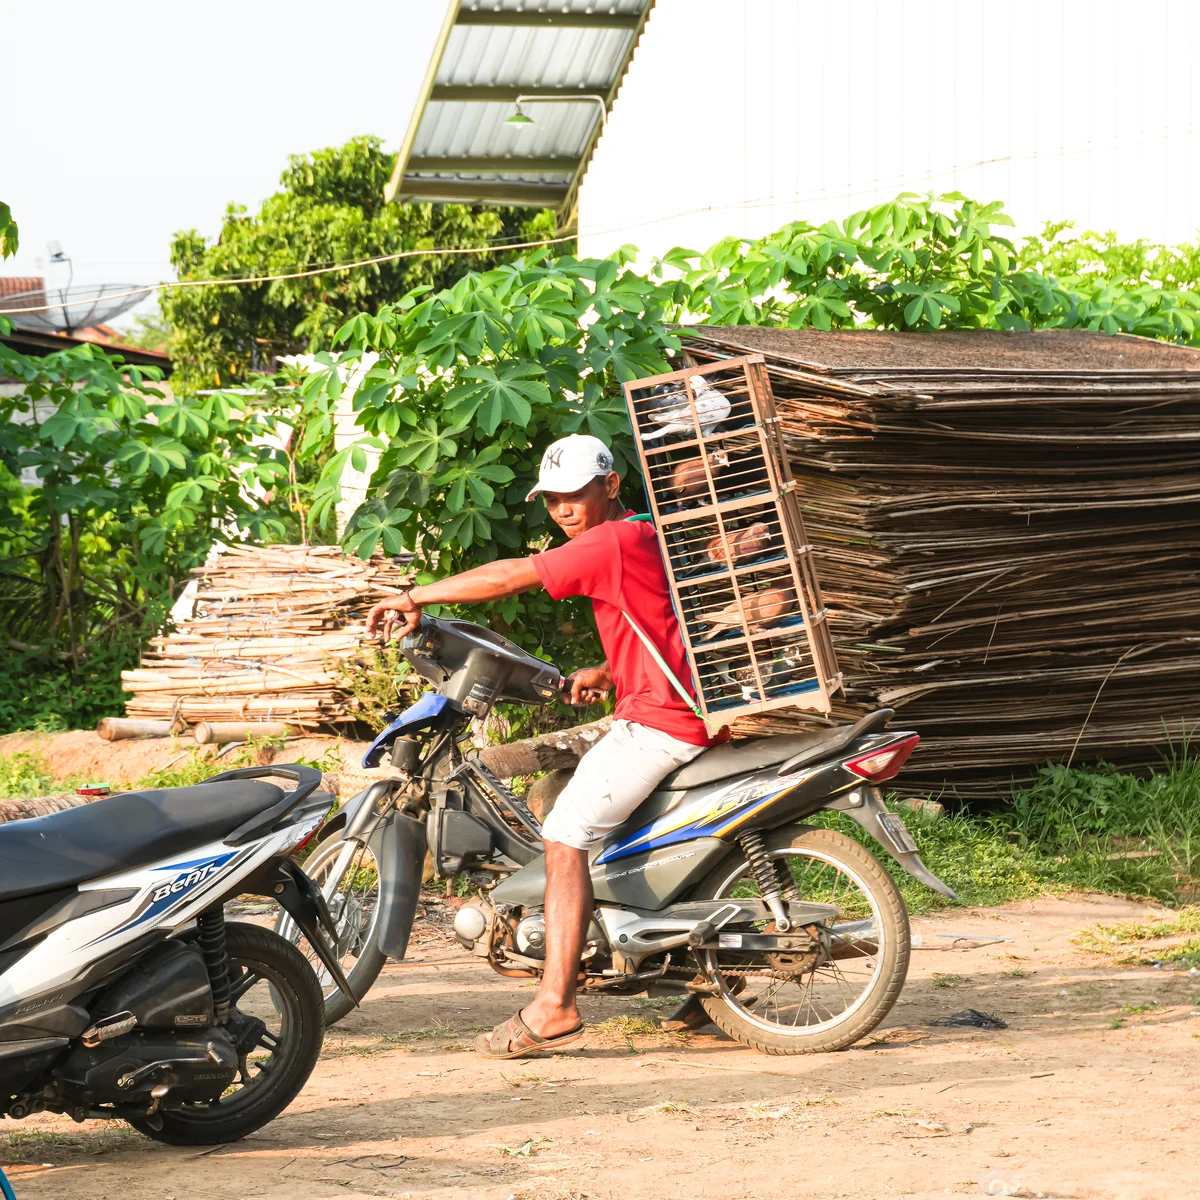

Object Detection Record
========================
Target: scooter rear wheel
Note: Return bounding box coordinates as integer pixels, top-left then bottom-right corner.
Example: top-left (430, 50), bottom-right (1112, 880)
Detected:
top-left (129, 922), bottom-right (323, 1145)
top-left (696, 827), bottom-right (910, 1055)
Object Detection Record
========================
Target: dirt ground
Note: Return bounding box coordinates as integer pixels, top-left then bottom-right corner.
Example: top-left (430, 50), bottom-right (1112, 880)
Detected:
top-left (4, 894), bottom-right (1197, 1200)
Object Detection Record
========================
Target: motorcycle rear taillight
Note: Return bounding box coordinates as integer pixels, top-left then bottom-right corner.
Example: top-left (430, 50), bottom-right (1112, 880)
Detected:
top-left (843, 734), bottom-right (920, 782)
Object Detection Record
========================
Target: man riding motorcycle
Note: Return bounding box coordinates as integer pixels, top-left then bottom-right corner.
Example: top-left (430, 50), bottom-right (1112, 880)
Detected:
top-left (365, 434), bottom-right (725, 1058)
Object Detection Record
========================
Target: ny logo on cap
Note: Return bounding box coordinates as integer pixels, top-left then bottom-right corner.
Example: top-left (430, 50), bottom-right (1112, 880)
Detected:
top-left (544, 447), bottom-right (564, 469)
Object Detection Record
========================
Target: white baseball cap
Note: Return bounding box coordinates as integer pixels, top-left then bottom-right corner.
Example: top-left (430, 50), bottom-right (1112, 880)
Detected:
top-left (525, 434), bottom-right (615, 501)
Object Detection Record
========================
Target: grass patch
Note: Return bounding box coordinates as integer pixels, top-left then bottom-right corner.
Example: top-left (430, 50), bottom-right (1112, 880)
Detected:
top-left (1073, 906), bottom-right (1200, 967)
top-left (0, 738), bottom-right (334, 802)
top-left (2, 1126), bottom-right (138, 1164)
top-left (1075, 907), bottom-right (1200, 950)
top-left (812, 755), bottom-right (1200, 913)
top-left (497, 1137), bottom-right (552, 1157)
top-left (136, 749), bottom-right (225, 790)
top-left (0, 750), bottom-right (54, 798)
top-left (587, 1013), bottom-right (688, 1051)
top-left (591, 1015), bottom-right (659, 1037)
top-left (930, 973), bottom-right (964, 988)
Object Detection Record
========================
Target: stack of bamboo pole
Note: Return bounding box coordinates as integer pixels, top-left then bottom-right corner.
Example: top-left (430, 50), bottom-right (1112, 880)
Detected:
top-left (684, 328), bottom-right (1200, 797)
top-left (122, 545), bottom-right (411, 730)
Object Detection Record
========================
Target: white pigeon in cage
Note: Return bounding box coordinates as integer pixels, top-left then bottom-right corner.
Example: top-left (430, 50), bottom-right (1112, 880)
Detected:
top-left (640, 375), bottom-right (732, 441)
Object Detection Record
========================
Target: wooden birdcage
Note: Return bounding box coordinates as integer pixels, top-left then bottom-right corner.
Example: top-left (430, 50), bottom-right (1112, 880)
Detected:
top-left (623, 354), bottom-right (842, 723)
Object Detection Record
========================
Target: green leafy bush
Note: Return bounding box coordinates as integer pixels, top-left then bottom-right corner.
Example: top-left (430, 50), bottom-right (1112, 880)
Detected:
top-left (0, 750), bottom-right (53, 799)
top-left (261, 191), bottom-right (1200, 677)
top-left (0, 335), bottom-right (303, 734)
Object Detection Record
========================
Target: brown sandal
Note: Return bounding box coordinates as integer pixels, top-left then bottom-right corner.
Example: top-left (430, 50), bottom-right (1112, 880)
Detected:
top-left (475, 1010), bottom-right (585, 1060)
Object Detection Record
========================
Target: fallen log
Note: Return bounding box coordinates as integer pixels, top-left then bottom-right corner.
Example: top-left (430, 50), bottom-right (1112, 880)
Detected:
top-left (96, 717), bottom-right (179, 741)
top-left (0, 794), bottom-right (89, 825)
top-left (473, 718), bottom-right (612, 780)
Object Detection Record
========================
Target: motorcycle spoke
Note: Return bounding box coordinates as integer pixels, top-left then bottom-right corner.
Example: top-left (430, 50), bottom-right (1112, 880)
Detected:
top-left (278, 838), bottom-right (381, 998)
top-left (714, 844), bottom-right (887, 1037)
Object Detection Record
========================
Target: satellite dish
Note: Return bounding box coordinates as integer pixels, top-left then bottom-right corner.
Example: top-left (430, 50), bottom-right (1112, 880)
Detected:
top-left (1, 281), bottom-right (144, 336)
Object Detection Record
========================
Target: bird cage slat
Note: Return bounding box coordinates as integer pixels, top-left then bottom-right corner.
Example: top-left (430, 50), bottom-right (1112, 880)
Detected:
top-left (623, 355), bottom-right (842, 723)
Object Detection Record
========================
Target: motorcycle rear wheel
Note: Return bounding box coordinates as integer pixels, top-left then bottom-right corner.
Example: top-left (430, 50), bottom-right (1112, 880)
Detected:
top-left (129, 922), bottom-right (323, 1144)
top-left (697, 827), bottom-right (910, 1055)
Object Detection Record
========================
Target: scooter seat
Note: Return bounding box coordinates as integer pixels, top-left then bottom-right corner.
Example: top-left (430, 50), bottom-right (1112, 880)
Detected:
top-left (660, 731), bottom-right (838, 791)
top-left (660, 710), bottom-right (895, 791)
top-left (0, 781), bottom-right (284, 902)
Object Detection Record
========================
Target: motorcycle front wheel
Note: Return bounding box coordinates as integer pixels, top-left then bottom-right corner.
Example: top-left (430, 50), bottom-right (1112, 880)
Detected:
top-left (276, 830), bottom-right (387, 1025)
top-left (696, 826), bottom-right (911, 1055)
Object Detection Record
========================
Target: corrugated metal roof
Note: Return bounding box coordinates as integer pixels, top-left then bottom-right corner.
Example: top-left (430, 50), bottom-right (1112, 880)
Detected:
top-left (385, 0), bottom-right (655, 220)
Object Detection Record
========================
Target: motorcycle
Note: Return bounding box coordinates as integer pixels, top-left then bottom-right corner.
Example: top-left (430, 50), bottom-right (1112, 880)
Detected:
top-left (282, 616), bottom-right (956, 1054)
top-left (0, 764), bottom-right (351, 1144)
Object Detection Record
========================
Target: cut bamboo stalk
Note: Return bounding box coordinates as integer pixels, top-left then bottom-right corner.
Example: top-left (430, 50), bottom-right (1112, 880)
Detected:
top-left (96, 717), bottom-right (180, 741)
top-left (120, 544), bottom-right (414, 730)
top-left (194, 721), bottom-right (297, 745)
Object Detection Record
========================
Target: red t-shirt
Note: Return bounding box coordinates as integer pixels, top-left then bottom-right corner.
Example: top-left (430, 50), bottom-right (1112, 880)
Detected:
top-left (533, 515), bottom-right (728, 747)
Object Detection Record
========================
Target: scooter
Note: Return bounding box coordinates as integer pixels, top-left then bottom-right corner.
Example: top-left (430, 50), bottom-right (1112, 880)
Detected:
top-left (0, 764), bottom-right (350, 1143)
top-left (281, 616), bottom-right (954, 1054)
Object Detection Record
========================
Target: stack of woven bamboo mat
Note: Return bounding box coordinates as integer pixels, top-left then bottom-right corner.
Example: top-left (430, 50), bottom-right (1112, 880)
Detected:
top-left (122, 545), bottom-right (411, 731)
top-left (685, 328), bottom-right (1200, 797)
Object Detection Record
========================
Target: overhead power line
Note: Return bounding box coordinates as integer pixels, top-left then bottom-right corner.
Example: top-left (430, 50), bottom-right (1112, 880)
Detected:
top-left (0, 232), bottom-right (581, 317)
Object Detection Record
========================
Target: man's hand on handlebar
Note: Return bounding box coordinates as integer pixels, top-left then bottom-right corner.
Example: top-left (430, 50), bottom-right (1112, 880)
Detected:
top-left (563, 664), bottom-right (613, 706)
top-left (365, 591), bottom-right (423, 643)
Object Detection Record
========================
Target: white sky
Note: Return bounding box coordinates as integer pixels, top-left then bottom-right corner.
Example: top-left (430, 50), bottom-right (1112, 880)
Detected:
top-left (1, 0), bottom-right (452, 320)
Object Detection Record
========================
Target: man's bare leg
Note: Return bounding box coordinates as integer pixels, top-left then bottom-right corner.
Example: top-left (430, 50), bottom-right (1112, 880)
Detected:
top-left (520, 840), bottom-right (591, 1038)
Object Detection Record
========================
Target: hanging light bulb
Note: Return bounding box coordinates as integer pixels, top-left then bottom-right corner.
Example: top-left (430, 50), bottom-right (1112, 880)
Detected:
top-left (505, 103), bottom-right (534, 127)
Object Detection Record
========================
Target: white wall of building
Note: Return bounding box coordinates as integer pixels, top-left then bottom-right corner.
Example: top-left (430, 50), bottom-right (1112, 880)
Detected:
top-left (578, 0), bottom-right (1200, 261)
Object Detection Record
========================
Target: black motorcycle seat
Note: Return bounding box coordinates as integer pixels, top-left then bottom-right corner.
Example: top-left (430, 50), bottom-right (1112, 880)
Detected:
top-left (660, 710), bottom-right (895, 792)
top-left (0, 780), bottom-right (285, 902)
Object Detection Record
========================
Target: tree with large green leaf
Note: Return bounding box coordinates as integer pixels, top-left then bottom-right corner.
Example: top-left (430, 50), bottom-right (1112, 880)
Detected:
top-left (268, 191), bottom-right (1200, 670)
top-left (160, 136), bottom-right (560, 394)
top-left (0, 338), bottom-right (293, 732)
top-left (8, 186), bottom-right (1199, 732)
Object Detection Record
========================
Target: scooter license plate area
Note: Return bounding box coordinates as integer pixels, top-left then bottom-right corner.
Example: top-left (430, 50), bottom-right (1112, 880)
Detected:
top-left (876, 810), bottom-right (918, 854)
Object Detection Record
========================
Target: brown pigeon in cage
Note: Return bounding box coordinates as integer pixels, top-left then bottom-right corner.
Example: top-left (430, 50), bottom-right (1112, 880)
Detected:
top-left (704, 521), bottom-right (771, 567)
top-left (698, 586), bottom-right (795, 639)
top-left (670, 451), bottom-right (729, 499)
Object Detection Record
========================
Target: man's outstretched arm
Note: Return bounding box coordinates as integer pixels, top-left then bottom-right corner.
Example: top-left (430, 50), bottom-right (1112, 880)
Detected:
top-left (366, 557), bottom-right (543, 642)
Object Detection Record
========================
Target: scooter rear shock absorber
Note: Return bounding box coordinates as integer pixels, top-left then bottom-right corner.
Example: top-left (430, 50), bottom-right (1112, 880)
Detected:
top-left (738, 830), bottom-right (792, 932)
top-left (197, 907), bottom-right (232, 1024)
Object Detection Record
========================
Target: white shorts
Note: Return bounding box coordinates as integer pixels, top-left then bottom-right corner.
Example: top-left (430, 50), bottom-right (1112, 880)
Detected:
top-left (539, 718), bottom-right (707, 851)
